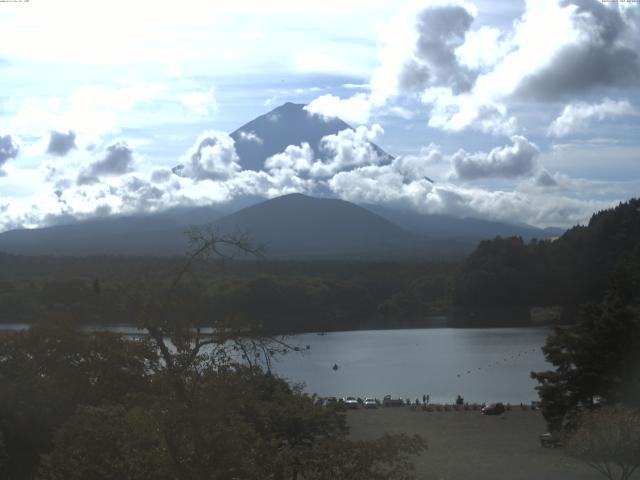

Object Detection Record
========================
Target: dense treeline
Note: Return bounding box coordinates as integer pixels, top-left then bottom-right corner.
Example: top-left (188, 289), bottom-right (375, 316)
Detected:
top-left (453, 198), bottom-right (640, 320)
top-left (0, 256), bottom-right (454, 333)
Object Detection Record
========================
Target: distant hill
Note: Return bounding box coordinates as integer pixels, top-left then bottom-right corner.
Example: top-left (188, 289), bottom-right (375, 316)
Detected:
top-left (361, 203), bottom-right (563, 242)
top-left (452, 198), bottom-right (640, 314)
top-left (0, 207), bottom-right (222, 256)
top-left (230, 102), bottom-right (393, 171)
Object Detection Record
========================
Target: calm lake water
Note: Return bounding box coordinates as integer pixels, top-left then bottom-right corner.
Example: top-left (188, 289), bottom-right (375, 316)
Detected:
top-left (271, 328), bottom-right (551, 404)
top-left (0, 324), bottom-right (550, 404)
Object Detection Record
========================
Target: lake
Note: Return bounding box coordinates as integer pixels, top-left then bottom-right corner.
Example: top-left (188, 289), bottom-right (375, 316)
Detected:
top-left (271, 328), bottom-right (551, 404)
top-left (0, 324), bottom-right (551, 404)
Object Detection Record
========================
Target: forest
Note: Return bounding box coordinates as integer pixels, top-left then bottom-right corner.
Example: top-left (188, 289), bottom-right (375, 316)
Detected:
top-left (452, 198), bottom-right (640, 323)
top-left (0, 255), bottom-right (454, 332)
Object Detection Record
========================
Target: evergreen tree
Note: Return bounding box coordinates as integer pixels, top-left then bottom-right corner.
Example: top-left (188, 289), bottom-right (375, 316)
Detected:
top-left (531, 290), bottom-right (640, 432)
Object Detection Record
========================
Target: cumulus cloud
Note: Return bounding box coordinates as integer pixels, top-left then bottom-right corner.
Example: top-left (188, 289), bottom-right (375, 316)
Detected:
top-left (0, 134), bottom-right (19, 175)
top-left (77, 142), bottom-right (134, 185)
top-left (516, 1), bottom-right (640, 100)
top-left (312, 124), bottom-right (385, 177)
top-left (262, 125), bottom-right (386, 179)
top-left (398, 3), bottom-right (476, 94)
top-left (46, 130), bottom-right (76, 156)
top-left (237, 131), bottom-right (263, 144)
top-left (0, 128), bottom-right (618, 233)
top-left (534, 170), bottom-right (559, 188)
top-left (304, 93), bottom-right (373, 125)
top-left (175, 130), bottom-right (241, 181)
top-left (264, 142), bottom-right (314, 172)
top-left (421, 87), bottom-right (517, 135)
top-left (548, 98), bottom-right (634, 137)
top-left (304, 0), bottom-right (640, 135)
top-left (328, 161), bottom-right (606, 228)
top-left (450, 136), bottom-right (540, 180)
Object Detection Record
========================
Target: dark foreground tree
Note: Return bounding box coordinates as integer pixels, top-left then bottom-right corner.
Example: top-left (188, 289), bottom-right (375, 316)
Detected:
top-left (2, 227), bottom-right (427, 479)
top-left (566, 406), bottom-right (640, 480)
top-left (0, 319), bottom-right (154, 479)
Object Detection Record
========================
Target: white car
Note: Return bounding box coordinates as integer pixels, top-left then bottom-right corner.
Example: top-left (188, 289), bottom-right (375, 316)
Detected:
top-left (343, 397), bottom-right (359, 409)
top-left (363, 398), bottom-right (378, 409)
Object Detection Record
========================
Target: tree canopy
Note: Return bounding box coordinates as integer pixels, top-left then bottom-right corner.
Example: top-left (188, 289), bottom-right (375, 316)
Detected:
top-left (453, 198), bottom-right (640, 317)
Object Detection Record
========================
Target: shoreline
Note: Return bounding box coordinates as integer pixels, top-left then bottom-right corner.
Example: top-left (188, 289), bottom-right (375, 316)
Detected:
top-left (0, 321), bottom-right (557, 335)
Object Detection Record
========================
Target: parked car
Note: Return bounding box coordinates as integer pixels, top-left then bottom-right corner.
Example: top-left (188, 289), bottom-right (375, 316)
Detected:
top-left (343, 397), bottom-right (359, 409)
top-left (481, 402), bottom-right (506, 415)
top-left (363, 398), bottom-right (378, 409)
top-left (382, 395), bottom-right (404, 407)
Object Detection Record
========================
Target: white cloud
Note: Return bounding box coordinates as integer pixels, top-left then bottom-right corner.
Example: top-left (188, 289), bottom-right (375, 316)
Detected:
top-left (450, 135), bottom-right (540, 180)
top-left (264, 143), bottom-right (314, 172)
top-left (548, 98), bottom-right (634, 137)
top-left (179, 88), bottom-right (217, 117)
top-left (304, 93), bottom-right (373, 125)
top-left (328, 163), bottom-right (608, 228)
top-left (311, 124), bottom-right (385, 177)
top-left (8, 82), bottom-right (167, 145)
top-left (0, 127), bottom-right (624, 233)
top-left (455, 26), bottom-right (507, 70)
top-left (237, 131), bottom-right (264, 144)
top-left (176, 130), bottom-right (241, 181)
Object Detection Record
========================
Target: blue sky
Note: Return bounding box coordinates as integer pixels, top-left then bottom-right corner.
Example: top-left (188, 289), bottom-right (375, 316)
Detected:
top-left (0, 0), bottom-right (639, 231)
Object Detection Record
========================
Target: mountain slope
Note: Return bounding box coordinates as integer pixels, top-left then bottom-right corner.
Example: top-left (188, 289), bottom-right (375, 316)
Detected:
top-left (213, 193), bottom-right (423, 258)
top-left (0, 207), bottom-right (222, 256)
top-left (230, 102), bottom-right (393, 171)
top-left (362, 204), bottom-right (564, 241)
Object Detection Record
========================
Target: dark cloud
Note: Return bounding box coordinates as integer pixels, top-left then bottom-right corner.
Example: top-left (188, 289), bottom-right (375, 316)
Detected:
top-left (399, 5), bottom-right (476, 94)
top-left (0, 134), bottom-right (19, 175)
top-left (77, 142), bottom-right (134, 185)
top-left (47, 130), bottom-right (77, 156)
top-left (535, 171), bottom-right (559, 187)
top-left (516, 0), bottom-right (640, 100)
top-left (451, 136), bottom-right (539, 180)
top-left (150, 168), bottom-right (172, 183)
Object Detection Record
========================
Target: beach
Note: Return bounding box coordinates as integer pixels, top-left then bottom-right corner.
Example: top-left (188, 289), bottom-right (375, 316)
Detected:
top-left (347, 407), bottom-right (636, 480)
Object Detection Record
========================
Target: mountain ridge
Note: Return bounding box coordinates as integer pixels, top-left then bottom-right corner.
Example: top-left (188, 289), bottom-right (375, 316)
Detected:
top-left (230, 102), bottom-right (393, 171)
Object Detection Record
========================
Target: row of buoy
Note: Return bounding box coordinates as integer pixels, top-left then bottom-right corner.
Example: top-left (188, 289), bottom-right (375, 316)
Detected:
top-left (331, 348), bottom-right (540, 376)
top-left (456, 348), bottom-right (540, 378)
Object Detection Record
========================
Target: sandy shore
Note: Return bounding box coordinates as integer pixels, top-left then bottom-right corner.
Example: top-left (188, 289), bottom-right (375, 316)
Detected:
top-left (347, 407), bottom-right (637, 480)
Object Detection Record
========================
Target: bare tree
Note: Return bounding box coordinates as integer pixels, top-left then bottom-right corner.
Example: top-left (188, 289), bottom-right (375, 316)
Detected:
top-left (566, 406), bottom-right (640, 480)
